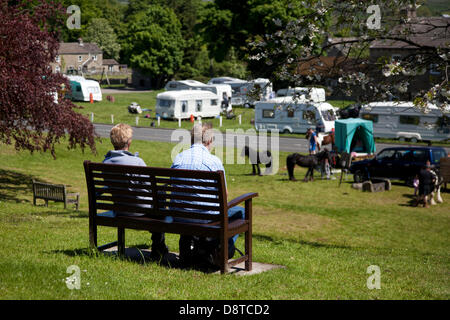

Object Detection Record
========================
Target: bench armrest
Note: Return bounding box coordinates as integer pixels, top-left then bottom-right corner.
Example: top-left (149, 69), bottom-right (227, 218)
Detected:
top-left (227, 192), bottom-right (258, 209)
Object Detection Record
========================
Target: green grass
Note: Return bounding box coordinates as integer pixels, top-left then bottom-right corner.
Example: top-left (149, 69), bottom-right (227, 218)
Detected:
top-left (0, 138), bottom-right (449, 299)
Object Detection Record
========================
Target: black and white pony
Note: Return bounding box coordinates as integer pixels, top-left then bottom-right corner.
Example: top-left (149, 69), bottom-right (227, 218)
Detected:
top-left (429, 168), bottom-right (444, 205)
top-left (286, 150), bottom-right (332, 181)
top-left (241, 146), bottom-right (273, 176)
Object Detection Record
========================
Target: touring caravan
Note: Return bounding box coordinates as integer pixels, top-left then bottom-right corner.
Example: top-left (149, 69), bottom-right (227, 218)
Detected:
top-left (155, 90), bottom-right (221, 120)
top-left (239, 78), bottom-right (274, 108)
top-left (207, 77), bottom-right (249, 106)
top-left (164, 80), bottom-right (232, 111)
top-left (276, 87), bottom-right (326, 102)
top-left (359, 102), bottom-right (450, 142)
top-left (67, 75), bottom-right (102, 102)
top-left (254, 97), bottom-right (338, 133)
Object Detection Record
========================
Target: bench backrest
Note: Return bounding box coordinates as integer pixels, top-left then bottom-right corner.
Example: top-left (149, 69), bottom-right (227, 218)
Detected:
top-left (83, 161), bottom-right (228, 224)
top-left (32, 181), bottom-right (66, 201)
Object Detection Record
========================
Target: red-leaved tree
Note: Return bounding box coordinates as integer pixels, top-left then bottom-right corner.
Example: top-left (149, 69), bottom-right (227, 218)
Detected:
top-left (0, 0), bottom-right (96, 158)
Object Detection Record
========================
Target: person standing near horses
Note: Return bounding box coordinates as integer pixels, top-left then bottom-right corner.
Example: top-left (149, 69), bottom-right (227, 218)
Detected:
top-left (306, 128), bottom-right (320, 155)
top-left (416, 162), bottom-right (435, 208)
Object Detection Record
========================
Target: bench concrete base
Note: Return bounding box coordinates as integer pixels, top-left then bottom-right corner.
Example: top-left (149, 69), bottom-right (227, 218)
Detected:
top-left (104, 246), bottom-right (284, 276)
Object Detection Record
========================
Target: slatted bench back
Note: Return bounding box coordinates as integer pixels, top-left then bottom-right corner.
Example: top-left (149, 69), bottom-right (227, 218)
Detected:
top-left (32, 181), bottom-right (66, 202)
top-left (84, 161), bottom-right (227, 224)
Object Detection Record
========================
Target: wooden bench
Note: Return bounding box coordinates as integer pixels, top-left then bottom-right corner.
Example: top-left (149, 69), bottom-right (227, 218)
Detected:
top-left (32, 180), bottom-right (79, 210)
top-left (83, 161), bottom-right (258, 274)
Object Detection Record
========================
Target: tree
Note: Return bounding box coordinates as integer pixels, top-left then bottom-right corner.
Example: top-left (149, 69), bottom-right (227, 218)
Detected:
top-left (197, 0), bottom-right (316, 63)
top-left (0, 0), bottom-right (96, 157)
top-left (121, 5), bottom-right (184, 87)
top-left (249, 0), bottom-right (449, 113)
top-left (84, 18), bottom-right (121, 60)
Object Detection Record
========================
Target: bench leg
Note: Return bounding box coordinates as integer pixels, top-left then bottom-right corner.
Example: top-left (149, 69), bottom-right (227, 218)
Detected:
top-left (220, 235), bottom-right (228, 274)
top-left (245, 200), bottom-right (253, 272)
top-left (89, 219), bottom-right (97, 249)
top-left (118, 227), bottom-right (125, 257)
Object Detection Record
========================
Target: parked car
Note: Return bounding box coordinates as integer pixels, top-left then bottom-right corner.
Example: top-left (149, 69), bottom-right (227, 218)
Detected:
top-left (350, 146), bottom-right (448, 185)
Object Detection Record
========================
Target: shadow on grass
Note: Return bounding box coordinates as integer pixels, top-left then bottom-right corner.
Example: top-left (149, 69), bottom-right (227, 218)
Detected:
top-left (0, 169), bottom-right (35, 203)
top-left (51, 245), bottom-right (222, 274)
top-left (253, 234), bottom-right (353, 250)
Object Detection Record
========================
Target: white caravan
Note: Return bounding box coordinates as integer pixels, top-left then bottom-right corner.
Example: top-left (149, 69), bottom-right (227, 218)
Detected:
top-left (254, 96), bottom-right (338, 134)
top-left (207, 77), bottom-right (249, 106)
top-left (239, 78), bottom-right (274, 108)
top-left (155, 90), bottom-right (221, 120)
top-left (67, 75), bottom-right (102, 102)
top-left (164, 80), bottom-right (232, 111)
top-left (359, 101), bottom-right (450, 142)
top-left (276, 87), bottom-right (326, 102)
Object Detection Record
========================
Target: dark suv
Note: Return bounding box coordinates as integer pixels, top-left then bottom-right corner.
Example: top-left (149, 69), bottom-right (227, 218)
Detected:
top-left (350, 146), bottom-right (448, 185)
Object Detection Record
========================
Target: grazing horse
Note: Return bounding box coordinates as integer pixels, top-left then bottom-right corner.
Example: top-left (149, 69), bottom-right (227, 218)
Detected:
top-left (241, 146), bottom-right (272, 176)
top-left (287, 150), bottom-right (331, 181)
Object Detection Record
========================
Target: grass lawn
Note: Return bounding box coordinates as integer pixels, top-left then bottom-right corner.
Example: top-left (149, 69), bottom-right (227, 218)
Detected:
top-left (0, 138), bottom-right (449, 299)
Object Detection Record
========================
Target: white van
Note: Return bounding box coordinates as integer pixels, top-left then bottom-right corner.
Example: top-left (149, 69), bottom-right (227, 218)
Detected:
top-left (360, 101), bottom-right (450, 142)
top-left (67, 75), bottom-right (102, 102)
top-left (254, 97), bottom-right (337, 134)
top-left (164, 80), bottom-right (232, 111)
top-left (276, 87), bottom-right (326, 102)
top-left (155, 90), bottom-right (221, 120)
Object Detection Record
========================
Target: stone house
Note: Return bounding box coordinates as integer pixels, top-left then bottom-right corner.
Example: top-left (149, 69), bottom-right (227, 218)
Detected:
top-left (369, 9), bottom-right (450, 96)
top-left (51, 38), bottom-right (103, 74)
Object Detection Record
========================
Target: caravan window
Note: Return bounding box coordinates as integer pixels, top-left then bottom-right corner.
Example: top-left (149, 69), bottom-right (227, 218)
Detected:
top-left (88, 86), bottom-right (99, 93)
top-left (362, 113), bottom-right (379, 123)
top-left (181, 100), bottom-right (188, 112)
top-left (399, 116), bottom-right (420, 125)
top-left (321, 110), bottom-right (336, 121)
top-left (76, 85), bottom-right (81, 92)
top-left (211, 99), bottom-right (218, 106)
top-left (302, 110), bottom-right (316, 123)
top-left (196, 100), bottom-right (202, 112)
top-left (263, 109), bottom-right (275, 118)
top-left (287, 109), bottom-right (295, 118)
top-left (158, 99), bottom-right (173, 108)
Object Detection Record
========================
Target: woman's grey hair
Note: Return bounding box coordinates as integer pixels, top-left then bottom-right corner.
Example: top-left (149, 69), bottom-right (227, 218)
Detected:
top-left (191, 122), bottom-right (214, 145)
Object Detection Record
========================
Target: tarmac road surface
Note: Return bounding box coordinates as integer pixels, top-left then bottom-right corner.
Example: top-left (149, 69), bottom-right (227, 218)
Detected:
top-left (93, 123), bottom-right (450, 154)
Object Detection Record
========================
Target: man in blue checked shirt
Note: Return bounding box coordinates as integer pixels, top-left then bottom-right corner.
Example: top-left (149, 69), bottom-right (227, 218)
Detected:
top-left (171, 123), bottom-right (245, 267)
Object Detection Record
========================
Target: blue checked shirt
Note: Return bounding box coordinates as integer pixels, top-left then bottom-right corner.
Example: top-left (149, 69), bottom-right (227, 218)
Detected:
top-left (169, 143), bottom-right (226, 222)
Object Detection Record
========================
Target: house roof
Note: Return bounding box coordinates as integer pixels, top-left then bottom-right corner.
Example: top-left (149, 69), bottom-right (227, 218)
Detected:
top-left (296, 56), bottom-right (366, 76)
top-left (103, 59), bottom-right (119, 65)
top-left (323, 37), bottom-right (360, 56)
top-left (58, 42), bottom-right (102, 55)
top-left (370, 17), bottom-right (450, 49)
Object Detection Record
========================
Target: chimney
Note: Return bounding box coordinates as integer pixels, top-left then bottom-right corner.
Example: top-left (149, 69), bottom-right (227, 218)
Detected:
top-left (400, 4), bottom-right (417, 20)
top-left (78, 38), bottom-right (84, 46)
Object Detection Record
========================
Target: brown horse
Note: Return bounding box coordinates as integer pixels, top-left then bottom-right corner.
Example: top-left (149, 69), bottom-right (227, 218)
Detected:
top-left (319, 131), bottom-right (335, 148)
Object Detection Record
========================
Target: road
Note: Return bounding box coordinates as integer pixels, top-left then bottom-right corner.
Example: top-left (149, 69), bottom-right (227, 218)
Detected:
top-left (93, 123), bottom-right (450, 154)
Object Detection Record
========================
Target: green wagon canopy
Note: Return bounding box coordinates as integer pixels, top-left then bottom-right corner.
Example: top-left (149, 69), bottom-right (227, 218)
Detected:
top-left (334, 118), bottom-right (376, 154)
